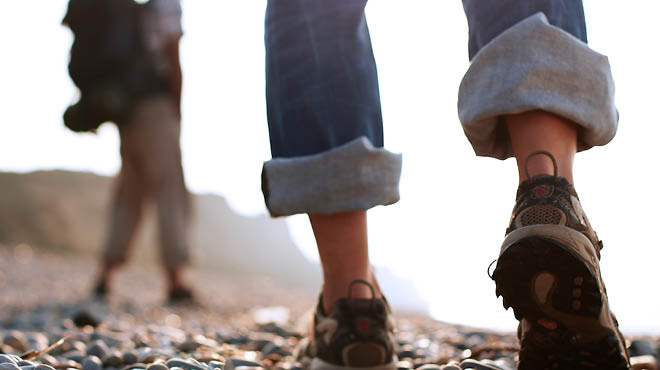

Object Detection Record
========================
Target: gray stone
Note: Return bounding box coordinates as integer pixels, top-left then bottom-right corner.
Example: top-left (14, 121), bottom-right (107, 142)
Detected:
top-left (82, 356), bottom-right (103, 370)
top-left (629, 340), bottom-right (656, 357)
top-left (26, 334), bottom-right (48, 353)
top-left (87, 340), bottom-right (109, 360)
top-left (459, 359), bottom-right (506, 370)
top-left (188, 359), bottom-right (203, 368)
top-left (121, 363), bottom-right (147, 370)
top-left (0, 364), bottom-right (22, 370)
top-left (415, 365), bottom-right (441, 370)
top-left (165, 359), bottom-right (206, 370)
top-left (223, 359), bottom-right (262, 370)
top-left (36, 355), bottom-right (57, 366)
top-left (3, 332), bottom-right (28, 353)
top-left (63, 351), bottom-right (86, 363)
top-left (103, 353), bottom-right (122, 368)
top-left (34, 366), bottom-right (56, 370)
top-left (0, 348), bottom-right (14, 357)
top-left (71, 341), bottom-right (88, 354)
top-left (439, 366), bottom-right (461, 370)
top-left (177, 341), bottom-right (202, 353)
top-left (122, 352), bottom-right (138, 365)
top-left (136, 348), bottom-right (156, 364)
top-left (0, 356), bottom-right (16, 365)
top-left (207, 361), bottom-right (223, 370)
top-left (145, 364), bottom-right (168, 370)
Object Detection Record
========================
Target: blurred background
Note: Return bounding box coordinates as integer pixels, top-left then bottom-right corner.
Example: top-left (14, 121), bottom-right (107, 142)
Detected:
top-left (0, 1), bottom-right (658, 333)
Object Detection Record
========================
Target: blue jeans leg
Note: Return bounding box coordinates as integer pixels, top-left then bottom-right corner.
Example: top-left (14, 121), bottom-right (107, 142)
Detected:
top-left (262, 0), bottom-right (402, 217)
top-left (458, 1), bottom-right (617, 159)
top-left (462, 0), bottom-right (588, 59)
top-left (265, 0), bottom-right (384, 158)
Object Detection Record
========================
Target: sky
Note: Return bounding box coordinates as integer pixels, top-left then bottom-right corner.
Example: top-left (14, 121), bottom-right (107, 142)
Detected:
top-left (1, 1), bottom-right (659, 333)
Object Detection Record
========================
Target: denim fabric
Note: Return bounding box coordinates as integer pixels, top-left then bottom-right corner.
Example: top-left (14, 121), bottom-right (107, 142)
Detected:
top-left (262, 0), bottom-right (613, 217)
top-left (462, 0), bottom-right (587, 60)
top-left (265, 0), bottom-right (587, 159)
top-left (458, 14), bottom-right (617, 159)
top-left (265, 0), bottom-right (383, 158)
top-left (263, 137), bottom-right (402, 216)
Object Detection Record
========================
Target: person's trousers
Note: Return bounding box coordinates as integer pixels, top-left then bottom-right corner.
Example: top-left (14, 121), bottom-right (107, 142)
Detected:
top-left (103, 96), bottom-right (191, 269)
top-left (262, 0), bottom-right (618, 217)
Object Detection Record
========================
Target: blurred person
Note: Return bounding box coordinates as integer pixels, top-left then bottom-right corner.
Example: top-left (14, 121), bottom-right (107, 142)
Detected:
top-left (261, 1), bottom-right (628, 369)
top-left (62, 0), bottom-right (192, 303)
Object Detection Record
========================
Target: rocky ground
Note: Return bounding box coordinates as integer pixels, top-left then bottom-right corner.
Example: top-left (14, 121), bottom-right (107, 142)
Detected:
top-left (1, 247), bottom-right (658, 370)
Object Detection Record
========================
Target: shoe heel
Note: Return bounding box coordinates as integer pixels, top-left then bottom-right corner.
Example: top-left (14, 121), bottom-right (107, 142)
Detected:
top-left (493, 227), bottom-right (603, 322)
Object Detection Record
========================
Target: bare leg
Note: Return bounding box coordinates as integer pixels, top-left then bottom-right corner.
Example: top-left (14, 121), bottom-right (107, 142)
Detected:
top-left (505, 110), bottom-right (578, 183)
top-left (309, 211), bottom-right (378, 313)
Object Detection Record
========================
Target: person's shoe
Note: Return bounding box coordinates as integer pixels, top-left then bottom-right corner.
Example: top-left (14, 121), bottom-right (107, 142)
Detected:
top-left (491, 151), bottom-right (630, 370)
top-left (167, 287), bottom-right (196, 305)
top-left (307, 280), bottom-right (397, 370)
top-left (91, 280), bottom-right (108, 300)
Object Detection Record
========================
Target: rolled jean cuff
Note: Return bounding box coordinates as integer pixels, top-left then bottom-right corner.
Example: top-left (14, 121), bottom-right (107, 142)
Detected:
top-left (262, 137), bottom-right (402, 217)
top-left (458, 13), bottom-right (618, 160)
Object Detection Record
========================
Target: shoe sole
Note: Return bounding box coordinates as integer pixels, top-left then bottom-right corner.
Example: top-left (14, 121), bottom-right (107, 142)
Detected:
top-left (310, 358), bottom-right (397, 370)
top-left (492, 225), bottom-right (629, 370)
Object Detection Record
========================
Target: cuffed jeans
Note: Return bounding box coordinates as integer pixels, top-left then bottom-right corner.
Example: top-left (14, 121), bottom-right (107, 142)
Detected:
top-left (262, 0), bottom-right (617, 217)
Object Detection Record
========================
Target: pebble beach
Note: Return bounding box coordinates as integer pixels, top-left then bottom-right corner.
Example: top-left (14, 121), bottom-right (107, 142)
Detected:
top-left (1, 248), bottom-right (658, 370)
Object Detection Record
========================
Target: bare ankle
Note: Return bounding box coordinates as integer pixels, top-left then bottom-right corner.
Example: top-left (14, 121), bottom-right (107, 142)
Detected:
top-left (321, 274), bottom-right (380, 313)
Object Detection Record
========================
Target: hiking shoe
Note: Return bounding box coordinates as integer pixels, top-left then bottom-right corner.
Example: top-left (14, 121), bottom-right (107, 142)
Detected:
top-left (91, 280), bottom-right (108, 300)
top-left (307, 280), bottom-right (397, 370)
top-left (491, 151), bottom-right (630, 370)
top-left (167, 287), bottom-right (196, 305)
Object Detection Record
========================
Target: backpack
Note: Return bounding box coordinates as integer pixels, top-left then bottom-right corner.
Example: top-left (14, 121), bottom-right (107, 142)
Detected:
top-left (62, 0), bottom-right (169, 132)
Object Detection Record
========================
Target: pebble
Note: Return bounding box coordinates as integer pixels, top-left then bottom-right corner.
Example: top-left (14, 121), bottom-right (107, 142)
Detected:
top-left (0, 356), bottom-right (16, 365)
top-left (27, 334), bottom-right (48, 351)
top-left (35, 355), bottom-right (56, 367)
top-left (122, 351), bottom-right (139, 365)
top-left (103, 353), bottom-right (122, 367)
top-left (439, 365), bottom-right (461, 370)
top-left (3, 331), bottom-right (28, 352)
top-left (63, 350), bottom-right (86, 363)
top-left (146, 364), bottom-right (169, 370)
top-left (223, 359), bottom-right (262, 370)
top-left (165, 358), bottom-right (206, 370)
top-left (0, 271), bottom-right (656, 370)
top-left (178, 341), bottom-right (203, 352)
top-left (630, 355), bottom-right (658, 370)
top-left (81, 356), bottom-right (102, 370)
top-left (123, 363), bottom-right (148, 370)
top-left (416, 365), bottom-right (443, 370)
top-left (137, 348), bottom-right (158, 363)
top-left (0, 364), bottom-right (21, 370)
top-left (207, 361), bottom-right (224, 370)
top-left (86, 340), bottom-right (109, 359)
top-left (629, 340), bottom-right (656, 357)
top-left (460, 359), bottom-right (512, 370)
